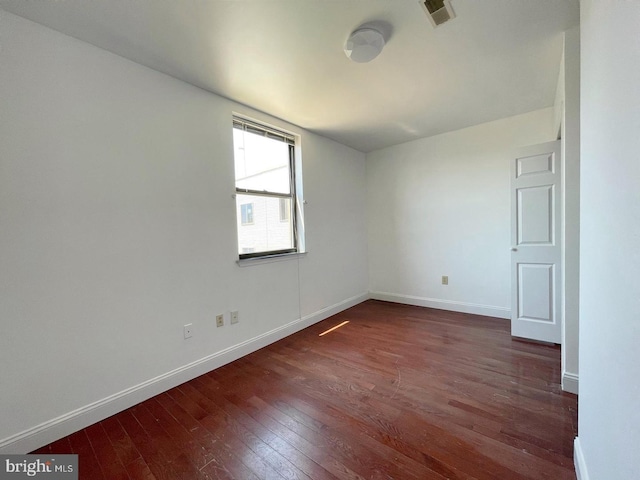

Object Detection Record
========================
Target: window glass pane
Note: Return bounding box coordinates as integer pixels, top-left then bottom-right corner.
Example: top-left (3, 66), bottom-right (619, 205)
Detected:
top-left (279, 198), bottom-right (290, 222)
top-left (240, 203), bottom-right (253, 225)
top-left (236, 194), bottom-right (294, 254)
top-left (233, 129), bottom-right (290, 194)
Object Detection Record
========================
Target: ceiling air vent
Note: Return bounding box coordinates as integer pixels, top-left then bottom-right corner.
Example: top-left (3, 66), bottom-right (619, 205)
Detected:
top-left (419, 0), bottom-right (456, 27)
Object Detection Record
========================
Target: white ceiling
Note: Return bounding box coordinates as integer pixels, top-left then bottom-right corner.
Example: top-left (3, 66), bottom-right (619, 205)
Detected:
top-left (0, 0), bottom-right (579, 152)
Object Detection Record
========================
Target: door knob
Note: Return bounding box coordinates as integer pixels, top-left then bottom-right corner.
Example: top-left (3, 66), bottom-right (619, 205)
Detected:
top-left (511, 247), bottom-right (518, 252)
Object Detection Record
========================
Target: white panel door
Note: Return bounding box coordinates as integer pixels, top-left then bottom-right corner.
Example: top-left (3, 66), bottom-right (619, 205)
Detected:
top-left (511, 141), bottom-right (562, 343)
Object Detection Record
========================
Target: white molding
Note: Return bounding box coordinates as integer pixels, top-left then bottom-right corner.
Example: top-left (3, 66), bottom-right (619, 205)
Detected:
top-left (300, 293), bottom-right (369, 323)
top-left (562, 371), bottom-right (579, 394)
top-left (574, 436), bottom-right (589, 480)
top-left (0, 292), bottom-right (368, 454)
top-left (236, 251), bottom-right (307, 267)
top-left (369, 291), bottom-right (510, 319)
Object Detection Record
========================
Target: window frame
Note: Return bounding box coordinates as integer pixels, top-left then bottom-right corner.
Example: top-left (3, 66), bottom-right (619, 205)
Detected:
top-left (233, 117), bottom-right (299, 260)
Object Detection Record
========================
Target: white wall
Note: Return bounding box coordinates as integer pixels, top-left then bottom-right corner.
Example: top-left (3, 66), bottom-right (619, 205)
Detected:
top-left (367, 108), bottom-right (557, 318)
top-left (298, 133), bottom-right (368, 315)
top-left (0, 11), bottom-right (368, 453)
top-left (575, 1), bottom-right (640, 479)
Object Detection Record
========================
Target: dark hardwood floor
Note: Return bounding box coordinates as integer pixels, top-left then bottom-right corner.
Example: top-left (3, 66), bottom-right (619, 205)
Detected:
top-left (32, 300), bottom-right (578, 479)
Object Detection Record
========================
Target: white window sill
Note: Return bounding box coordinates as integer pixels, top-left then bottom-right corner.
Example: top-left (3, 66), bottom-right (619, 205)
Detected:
top-left (236, 251), bottom-right (307, 267)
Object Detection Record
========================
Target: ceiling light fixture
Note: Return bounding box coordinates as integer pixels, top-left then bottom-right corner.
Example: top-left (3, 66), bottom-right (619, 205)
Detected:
top-left (344, 28), bottom-right (385, 63)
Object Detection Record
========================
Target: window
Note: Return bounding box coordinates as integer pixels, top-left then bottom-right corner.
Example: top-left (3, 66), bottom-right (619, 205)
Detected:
top-left (233, 117), bottom-right (298, 259)
top-left (279, 198), bottom-right (290, 222)
top-left (240, 203), bottom-right (254, 225)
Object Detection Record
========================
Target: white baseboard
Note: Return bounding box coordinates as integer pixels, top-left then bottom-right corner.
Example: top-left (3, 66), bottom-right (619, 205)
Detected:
top-left (562, 371), bottom-right (579, 394)
top-left (369, 291), bottom-right (510, 319)
top-left (574, 436), bottom-right (589, 480)
top-left (0, 292), bottom-right (368, 454)
top-left (300, 293), bottom-right (368, 324)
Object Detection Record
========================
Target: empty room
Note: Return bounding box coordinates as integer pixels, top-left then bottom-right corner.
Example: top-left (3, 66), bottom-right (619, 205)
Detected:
top-left (1, 1), bottom-right (638, 479)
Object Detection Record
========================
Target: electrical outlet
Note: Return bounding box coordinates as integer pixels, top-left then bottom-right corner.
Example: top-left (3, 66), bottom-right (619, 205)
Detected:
top-left (231, 311), bottom-right (239, 324)
top-left (184, 323), bottom-right (193, 339)
top-left (442, 275), bottom-right (449, 285)
top-left (216, 314), bottom-right (224, 328)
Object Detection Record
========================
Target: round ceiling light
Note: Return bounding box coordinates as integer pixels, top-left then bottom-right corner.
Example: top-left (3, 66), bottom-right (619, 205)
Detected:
top-left (344, 28), bottom-right (385, 63)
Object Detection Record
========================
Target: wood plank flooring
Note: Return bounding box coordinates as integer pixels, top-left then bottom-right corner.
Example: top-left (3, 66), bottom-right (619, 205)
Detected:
top-left (32, 300), bottom-right (578, 479)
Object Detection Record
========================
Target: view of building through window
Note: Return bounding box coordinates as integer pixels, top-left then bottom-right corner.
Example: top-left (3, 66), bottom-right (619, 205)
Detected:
top-left (233, 119), bottom-right (296, 258)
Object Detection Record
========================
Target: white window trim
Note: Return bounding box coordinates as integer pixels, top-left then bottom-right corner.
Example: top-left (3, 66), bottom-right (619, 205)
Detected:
top-left (236, 251), bottom-right (308, 267)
